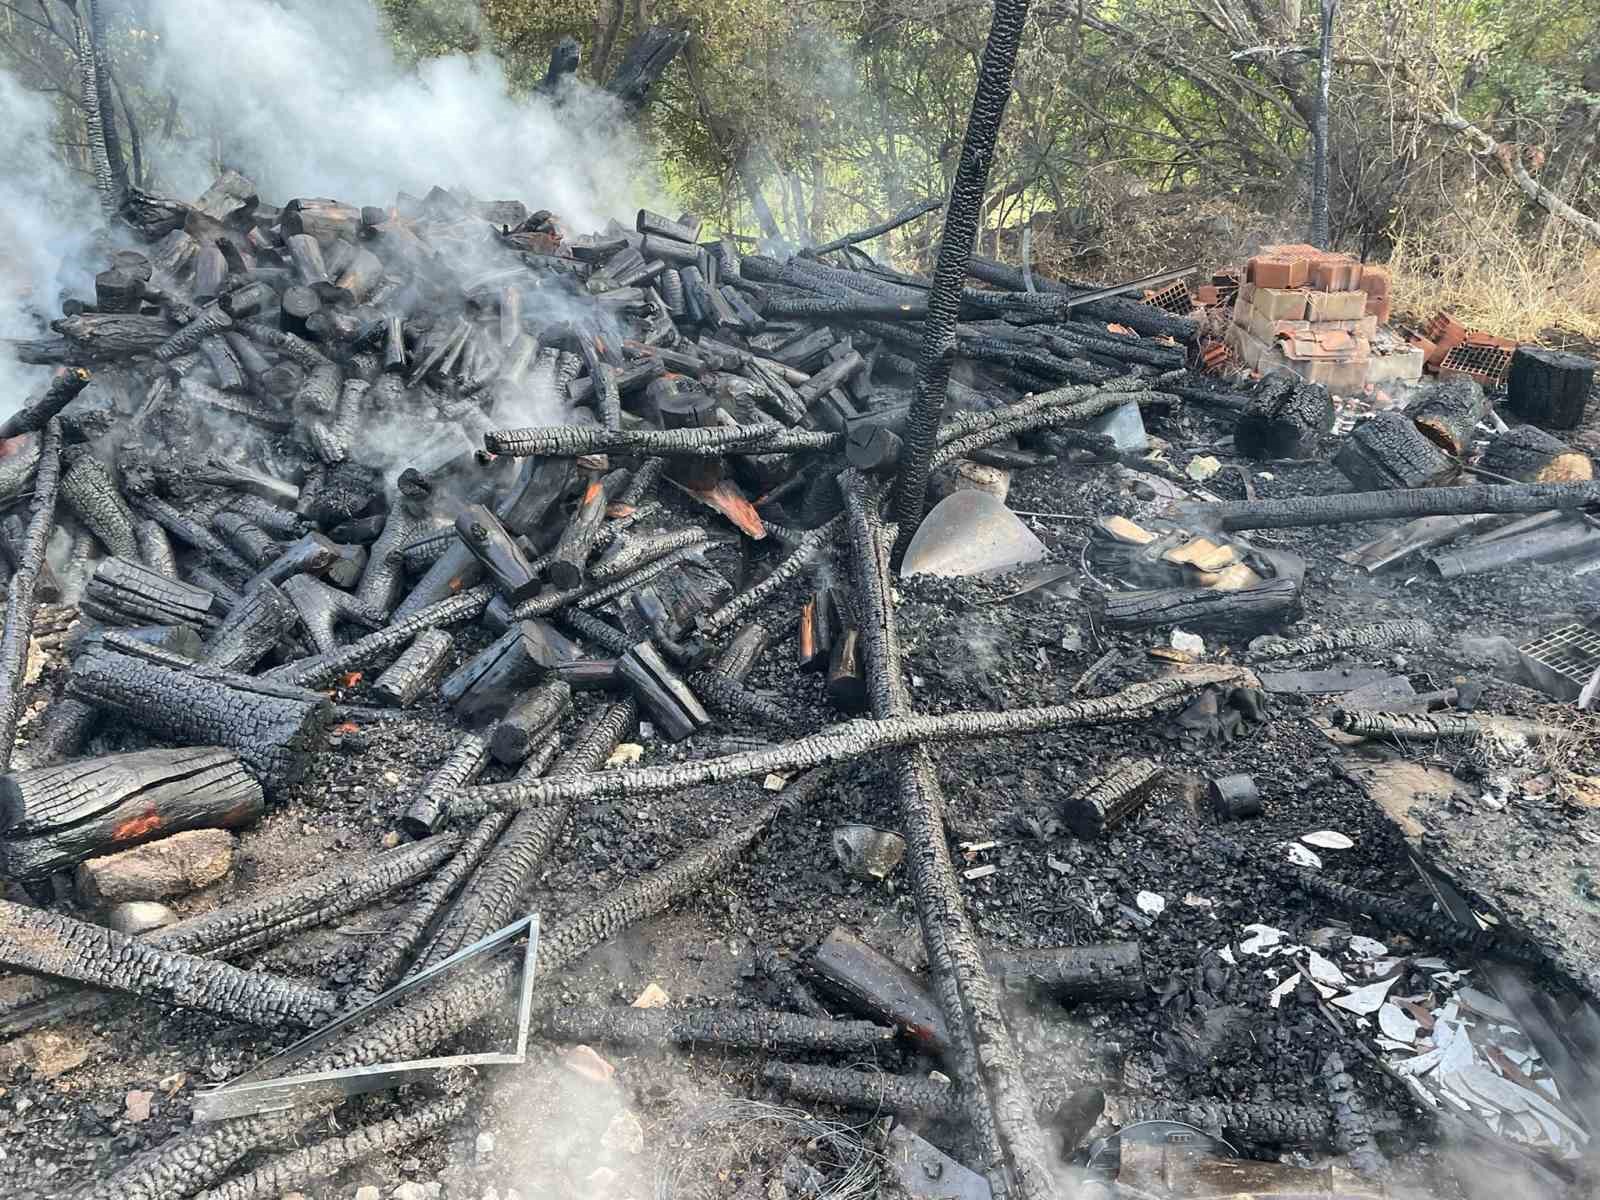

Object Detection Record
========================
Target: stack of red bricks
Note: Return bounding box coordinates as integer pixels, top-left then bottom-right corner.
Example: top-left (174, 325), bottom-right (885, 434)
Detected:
top-left (1409, 312), bottom-right (1517, 389)
top-left (1224, 243), bottom-right (1419, 393)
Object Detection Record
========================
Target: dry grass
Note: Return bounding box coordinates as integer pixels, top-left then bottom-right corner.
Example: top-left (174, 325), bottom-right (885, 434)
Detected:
top-left (1387, 188), bottom-right (1600, 345)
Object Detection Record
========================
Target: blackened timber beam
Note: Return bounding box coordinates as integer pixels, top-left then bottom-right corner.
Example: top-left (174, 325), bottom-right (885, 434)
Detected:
top-left (0, 420), bottom-right (62, 771)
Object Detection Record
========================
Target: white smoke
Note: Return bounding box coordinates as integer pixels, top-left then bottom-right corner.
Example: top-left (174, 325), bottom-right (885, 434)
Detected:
top-left (0, 71), bottom-right (102, 417)
top-left (141, 0), bottom-right (654, 231)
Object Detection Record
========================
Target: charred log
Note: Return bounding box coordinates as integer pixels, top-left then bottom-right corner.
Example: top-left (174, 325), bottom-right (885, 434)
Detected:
top-left (1409, 377), bottom-right (1489, 458)
top-left (1479, 425), bottom-right (1594, 483)
top-left (0, 899), bottom-right (335, 1028)
top-left (1334, 411), bottom-right (1457, 491)
top-left (1098, 579), bottom-right (1301, 635)
top-left (68, 642), bottom-right (334, 787)
top-left (1060, 759), bottom-right (1165, 839)
top-left (372, 629), bottom-right (454, 707)
top-left (0, 420), bottom-right (62, 771)
top-left (1235, 374), bottom-right (1334, 460)
top-left (1174, 481), bottom-right (1600, 532)
top-left (1506, 346), bottom-right (1594, 430)
top-left (400, 733), bottom-right (492, 839)
top-left (60, 447), bottom-right (139, 558)
top-left (538, 1005), bottom-right (893, 1054)
top-left (0, 369), bottom-right (92, 440)
top-left (201, 582), bottom-right (297, 672)
top-left (489, 679), bottom-right (573, 766)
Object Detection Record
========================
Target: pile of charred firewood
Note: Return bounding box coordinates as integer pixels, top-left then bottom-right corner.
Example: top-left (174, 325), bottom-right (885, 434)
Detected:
top-left (0, 168), bottom-right (1594, 1200)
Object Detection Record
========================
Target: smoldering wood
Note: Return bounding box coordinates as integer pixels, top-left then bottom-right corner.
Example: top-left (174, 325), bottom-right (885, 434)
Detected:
top-left (1174, 481), bottom-right (1600, 532)
top-left (372, 629), bottom-right (454, 707)
top-left (1097, 579), bottom-right (1301, 635)
top-left (134, 518), bottom-right (179, 578)
top-left (1334, 411), bottom-right (1458, 491)
top-left (178, 375), bottom-right (294, 433)
top-left (547, 470), bottom-right (611, 589)
top-left (809, 925), bottom-right (952, 1053)
top-left (202, 581), bottom-right (298, 673)
top-left (0, 368), bottom-right (92, 440)
top-left (156, 305), bottom-right (232, 362)
top-left (242, 532), bottom-right (343, 592)
top-left (439, 618), bottom-right (579, 721)
top-left (211, 511), bottom-right (278, 568)
top-left (0, 747), bottom-right (263, 881)
top-left (51, 313), bottom-right (173, 358)
top-left (1060, 759), bottom-right (1165, 839)
top-left (60, 447), bottom-right (139, 558)
top-left (618, 640), bottom-right (711, 742)
top-left (456, 503), bottom-right (539, 602)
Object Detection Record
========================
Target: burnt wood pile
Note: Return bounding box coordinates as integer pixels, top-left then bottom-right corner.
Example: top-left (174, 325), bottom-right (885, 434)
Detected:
top-left (0, 166), bottom-right (1594, 1200)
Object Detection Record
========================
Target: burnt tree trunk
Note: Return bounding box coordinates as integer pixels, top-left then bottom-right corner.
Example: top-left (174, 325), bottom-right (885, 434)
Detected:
top-left (1479, 425), bottom-right (1593, 482)
top-left (1409, 377), bottom-right (1489, 458)
top-left (1333, 412), bottom-right (1458, 491)
top-left (1235, 374), bottom-right (1333, 460)
top-left (0, 747), bottom-right (262, 880)
top-left (1506, 346), bottom-right (1594, 430)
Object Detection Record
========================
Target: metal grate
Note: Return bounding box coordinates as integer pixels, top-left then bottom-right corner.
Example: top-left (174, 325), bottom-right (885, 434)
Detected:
top-left (1519, 623), bottom-right (1600, 686)
top-left (1439, 342), bottom-right (1514, 389)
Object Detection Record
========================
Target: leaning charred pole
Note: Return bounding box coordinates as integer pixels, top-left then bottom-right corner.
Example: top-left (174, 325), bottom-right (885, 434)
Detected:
top-left (0, 419), bottom-right (63, 771)
top-left (889, 0), bottom-right (1032, 563)
top-left (842, 471), bottom-right (1059, 1200)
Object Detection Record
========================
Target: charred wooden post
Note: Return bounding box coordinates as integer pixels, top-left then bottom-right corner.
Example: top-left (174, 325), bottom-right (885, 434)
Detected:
top-left (810, 925), bottom-right (952, 1053)
top-left (400, 733), bottom-right (493, 839)
top-left (310, 378), bottom-right (367, 464)
top-left (133, 494), bottom-right (254, 577)
top-left (1409, 377), bottom-right (1489, 458)
top-left (485, 422), bottom-right (837, 459)
top-left (840, 471), bottom-right (1057, 1198)
top-left (0, 420), bottom-right (62, 771)
top-left (1096, 579), bottom-right (1301, 636)
top-left (390, 540), bottom-right (484, 624)
top-left (1331, 709), bottom-right (1563, 742)
top-left (1060, 759), bottom-right (1165, 839)
top-left (284, 233), bottom-right (331, 287)
top-left (243, 532), bottom-right (345, 592)
top-left (1234, 374), bottom-right (1334, 460)
top-left (762, 1062), bottom-right (959, 1120)
top-left (1506, 346), bottom-right (1593, 430)
top-left (619, 640), bottom-right (711, 741)
top-left (60, 446), bottom-right (139, 558)
top-left (456, 503), bottom-right (539, 602)
top-left (0, 369), bottom-right (91, 440)
top-left (356, 499), bottom-right (429, 619)
top-left (489, 679), bottom-right (573, 765)
top-left (539, 1005), bottom-right (894, 1054)
top-left (52, 313), bottom-right (172, 357)
top-left (155, 305), bottom-right (232, 362)
top-left (201, 582), bottom-right (298, 673)
top-left (199, 336), bottom-right (246, 392)
top-left (372, 629), bottom-right (453, 707)
top-left (0, 899), bottom-right (336, 1028)
top-left (1173, 481), bottom-right (1600, 532)
top-left (95, 269), bottom-right (144, 313)
top-left (1334, 411), bottom-right (1457, 491)
top-left (1479, 425), bottom-right (1593, 482)
top-left (211, 511), bottom-right (278, 569)
top-left (547, 469), bottom-right (612, 589)
top-left (69, 641), bottom-right (334, 787)
top-left (985, 943), bottom-right (1145, 1002)
top-left (589, 527), bottom-right (708, 584)
top-left (0, 748), bottom-right (263, 880)
top-left (825, 628), bottom-right (869, 713)
top-left (797, 587), bottom-right (840, 672)
top-left (0, 431), bottom-right (42, 506)
top-left (696, 517), bottom-right (840, 641)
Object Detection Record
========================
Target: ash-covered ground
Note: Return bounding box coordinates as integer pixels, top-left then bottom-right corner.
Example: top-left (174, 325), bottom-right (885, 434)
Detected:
top-left (2, 389), bottom-right (1597, 1200)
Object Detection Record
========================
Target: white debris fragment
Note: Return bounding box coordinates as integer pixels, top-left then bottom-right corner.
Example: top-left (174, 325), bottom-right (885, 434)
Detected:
top-left (606, 743), bottom-right (644, 767)
top-left (1333, 976), bottom-right (1400, 1015)
top-left (964, 864), bottom-right (997, 881)
top-left (1393, 1047), bottom-right (1445, 1077)
top-left (1239, 924), bottom-right (1288, 956)
top-left (1136, 890), bottom-right (1167, 917)
top-left (1185, 455), bottom-right (1222, 481)
top-left (1169, 629), bottom-right (1205, 655)
top-left (1457, 988), bottom-right (1515, 1024)
top-left (1305, 951), bottom-right (1348, 990)
top-left (1268, 972), bottom-right (1301, 1008)
top-left (1301, 830), bottom-right (1355, 850)
top-left (1218, 946), bottom-right (1236, 965)
top-left (1286, 843), bottom-right (1323, 869)
top-left (1379, 1003), bottom-right (1420, 1043)
top-left (1347, 936), bottom-right (1388, 958)
top-left (1181, 892), bottom-right (1214, 909)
